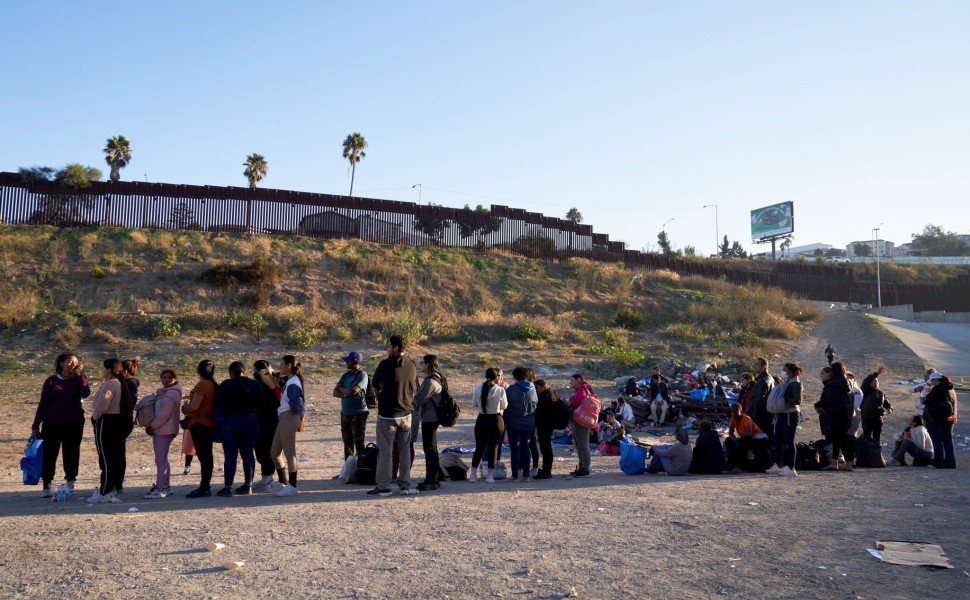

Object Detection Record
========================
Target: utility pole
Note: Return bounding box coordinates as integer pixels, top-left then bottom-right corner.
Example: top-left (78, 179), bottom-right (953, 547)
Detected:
top-left (703, 204), bottom-right (719, 257)
top-left (412, 183), bottom-right (422, 205)
top-left (874, 224), bottom-right (883, 308)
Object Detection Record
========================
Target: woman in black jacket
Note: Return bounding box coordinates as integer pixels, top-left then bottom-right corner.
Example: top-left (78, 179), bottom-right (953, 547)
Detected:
top-left (860, 366), bottom-right (892, 442)
top-left (814, 363), bottom-right (853, 471)
top-left (533, 379), bottom-right (559, 480)
top-left (923, 373), bottom-right (958, 469)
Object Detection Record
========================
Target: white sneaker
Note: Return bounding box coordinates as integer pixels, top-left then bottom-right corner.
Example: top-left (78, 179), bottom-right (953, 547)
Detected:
top-left (486, 475), bottom-right (495, 484)
top-left (530, 468), bottom-right (539, 478)
top-left (41, 488), bottom-right (53, 498)
top-left (401, 488), bottom-right (419, 496)
top-left (143, 486), bottom-right (161, 499)
top-left (66, 480), bottom-right (75, 491)
top-left (468, 471), bottom-right (478, 483)
top-left (765, 465), bottom-right (783, 475)
top-left (508, 476), bottom-right (520, 483)
top-left (779, 466), bottom-right (798, 477)
top-left (182, 466), bottom-right (191, 475)
top-left (265, 481), bottom-right (284, 493)
top-left (276, 484), bottom-right (299, 497)
top-left (107, 491), bottom-right (121, 503)
top-left (87, 491), bottom-right (107, 503)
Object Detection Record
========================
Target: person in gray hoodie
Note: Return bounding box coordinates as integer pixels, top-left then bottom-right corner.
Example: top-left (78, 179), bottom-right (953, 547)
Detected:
top-left (504, 366), bottom-right (539, 481)
top-left (646, 427), bottom-right (692, 476)
top-left (412, 354), bottom-right (444, 491)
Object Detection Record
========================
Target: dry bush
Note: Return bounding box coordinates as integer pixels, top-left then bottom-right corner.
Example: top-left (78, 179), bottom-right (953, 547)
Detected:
top-left (77, 232), bottom-right (100, 260)
top-left (127, 230), bottom-right (148, 246)
top-left (89, 328), bottom-right (123, 345)
top-left (52, 324), bottom-right (82, 350)
top-left (0, 287), bottom-right (39, 328)
top-left (566, 258), bottom-right (627, 292)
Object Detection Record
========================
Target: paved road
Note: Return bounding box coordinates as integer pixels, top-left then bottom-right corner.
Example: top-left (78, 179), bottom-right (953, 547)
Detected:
top-left (874, 316), bottom-right (970, 376)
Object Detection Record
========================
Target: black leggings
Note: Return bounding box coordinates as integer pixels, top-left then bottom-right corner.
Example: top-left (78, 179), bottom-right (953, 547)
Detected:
top-left (861, 419), bottom-right (883, 443)
top-left (472, 414), bottom-right (505, 470)
top-left (422, 421), bottom-right (440, 482)
top-left (189, 424), bottom-right (215, 491)
top-left (40, 418), bottom-right (85, 485)
top-left (255, 413), bottom-right (278, 477)
top-left (529, 430), bottom-right (539, 469)
top-left (536, 426), bottom-right (554, 474)
top-left (93, 415), bottom-right (126, 495)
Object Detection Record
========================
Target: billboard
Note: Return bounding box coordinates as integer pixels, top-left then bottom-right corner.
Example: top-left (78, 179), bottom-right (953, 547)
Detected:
top-left (751, 201), bottom-right (794, 241)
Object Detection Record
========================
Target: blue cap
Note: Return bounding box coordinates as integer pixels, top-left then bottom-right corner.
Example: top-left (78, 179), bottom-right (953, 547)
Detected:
top-left (341, 351), bottom-right (362, 363)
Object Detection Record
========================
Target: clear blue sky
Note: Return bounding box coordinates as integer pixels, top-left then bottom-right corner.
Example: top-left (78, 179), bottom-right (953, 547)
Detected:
top-left (2, 2), bottom-right (968, 254)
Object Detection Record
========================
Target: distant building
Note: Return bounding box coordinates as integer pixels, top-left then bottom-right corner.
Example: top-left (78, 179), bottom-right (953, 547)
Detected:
top-left (780, 243), bottom-right (833, 258)
top-left (846, 239), bottom-right (894, 258)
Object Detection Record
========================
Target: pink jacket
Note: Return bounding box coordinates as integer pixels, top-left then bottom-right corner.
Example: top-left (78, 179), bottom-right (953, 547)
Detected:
top-left (150, 383), bottom-right (183, 436)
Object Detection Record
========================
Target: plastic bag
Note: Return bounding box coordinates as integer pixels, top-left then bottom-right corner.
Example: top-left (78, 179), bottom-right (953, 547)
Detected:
top-left (338, 455), bottom-right (358, 484)
top-left (619, 439), bottom-right (646, 475)
top-left (690, 388), bottom-right (709, 402)
top-left (21, 436), bottom-right (44, 485)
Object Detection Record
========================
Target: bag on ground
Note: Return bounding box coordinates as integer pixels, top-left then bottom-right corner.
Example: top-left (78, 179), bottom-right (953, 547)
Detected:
top-left (338, 455), bottom-right (358, 484)
top-left (134, 393), bottom-right (158, 428)
top-left (795, 443), bottom-right (822, 471)
top-left (439, 452), bottom-right (469, 480)
top-left (355, 443), bottom-right (379, 485)
top-left (20, 436), bottom-right (44, 485)
top-left (493, 461), bottom-right (508, 480)
top-left (619, 439), bottom-right (646, 475)
top-left (855, 436), bottom-right (886, 468)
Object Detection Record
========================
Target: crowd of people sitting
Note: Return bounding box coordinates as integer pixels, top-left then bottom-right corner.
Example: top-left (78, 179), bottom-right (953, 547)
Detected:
top-left (29, 338), bottom-right (960, 502)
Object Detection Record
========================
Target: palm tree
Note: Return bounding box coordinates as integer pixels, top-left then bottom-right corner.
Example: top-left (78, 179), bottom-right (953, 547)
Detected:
top-left (341, 132), bottom-right (368, 196)
top-left (103, 135), bottom-right (132, 182)
top-left (243, 153), bottom-right (268, 189)
top-left (566, 207), bottom-right (583, 251)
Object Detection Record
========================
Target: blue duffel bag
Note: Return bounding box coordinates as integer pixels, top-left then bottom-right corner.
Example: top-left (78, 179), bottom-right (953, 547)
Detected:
top-left (21, 436), bottom-right (44, 485)
top-left (619, 439), bottom-right (646, 475)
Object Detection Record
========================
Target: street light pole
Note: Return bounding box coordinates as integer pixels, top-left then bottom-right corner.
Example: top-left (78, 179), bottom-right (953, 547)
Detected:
top-left (412, 183), bottom-right (422, 204)
top-left (873, 224), bottom-right (883, 308)
top-left (662, 218), bottom-right (675, 232)
top-left (703, 204), bottom-right (719, 257)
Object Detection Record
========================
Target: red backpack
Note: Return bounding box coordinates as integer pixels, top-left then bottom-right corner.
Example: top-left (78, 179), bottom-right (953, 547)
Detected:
top-left (572, 391), bottom-right (600, 429)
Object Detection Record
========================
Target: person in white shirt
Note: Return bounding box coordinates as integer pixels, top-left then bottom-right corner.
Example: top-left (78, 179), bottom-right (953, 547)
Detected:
top-left (616, 397), bottom-right (635, 429)
top-left (888, 415), bottom-right (934, 466)
top-left (469, 368), bottom-right (508, 483)
top-left (909, 368), bottom-right (936, 416)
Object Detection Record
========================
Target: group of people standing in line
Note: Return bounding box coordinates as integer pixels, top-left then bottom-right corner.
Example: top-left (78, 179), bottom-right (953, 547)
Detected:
top-left (32, 353), bottom-right (306, 502)
top-left (31, 345), bottom-right (960, 501)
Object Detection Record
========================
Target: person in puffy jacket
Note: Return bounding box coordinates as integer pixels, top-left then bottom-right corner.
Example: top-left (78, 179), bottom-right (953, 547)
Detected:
top-left (144, 369), bottom-right (182, 499)
top-left (504, 366), bottom-right (539, 481)
top-left (860, 366), bottom-right (892, 442)
top-left (923, 372), bottom-right (958, 469)
top-left (814, 363), bottom-right (853, 471)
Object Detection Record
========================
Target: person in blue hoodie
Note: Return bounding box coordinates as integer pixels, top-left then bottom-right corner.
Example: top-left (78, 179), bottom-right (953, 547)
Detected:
top-left (504, 366), bottom-right (539, 482)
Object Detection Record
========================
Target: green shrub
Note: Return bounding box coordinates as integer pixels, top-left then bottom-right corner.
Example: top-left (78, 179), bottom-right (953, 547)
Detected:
top-left (613, 307), bottom-right (645, 330)
top-left (164, 248), bottom-right (177, 269)
top-left (284, 325), bottom-right (316, 348)
top-left (510, 321), bottom-right (544, 341)
top-left (222, 309), bottom-right (246, 328)
top-left (610, 347), bottom-right (644, 367)
top-left (380, 310), bottom-right (428, 346)
top-left (292, 253), bottom-right (314, 273)
top-left (733, 330), bottom-right (765, 348)
top-left (664, 323), bottom-right (705, 343)
top-left (139, 316), bottom-right (181, 339)
top-left (91, 265), bottom-right (106, 279)
top-left (244, 312), bottom-right (268, 343)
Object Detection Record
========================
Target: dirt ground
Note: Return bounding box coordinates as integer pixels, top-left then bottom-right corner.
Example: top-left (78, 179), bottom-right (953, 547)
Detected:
top-left (1, 308), bottom-right (967, 599)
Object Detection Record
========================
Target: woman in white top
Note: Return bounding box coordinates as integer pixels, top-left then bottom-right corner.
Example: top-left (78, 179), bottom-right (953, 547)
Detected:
top-left (470, 368), bottom-right (508, 483)
top-left (271, 355), bottom-right (305, 497)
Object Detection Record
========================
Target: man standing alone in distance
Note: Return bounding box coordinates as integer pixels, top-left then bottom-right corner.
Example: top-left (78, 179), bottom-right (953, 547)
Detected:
top-left (367, 335), bottom-right (418, 497)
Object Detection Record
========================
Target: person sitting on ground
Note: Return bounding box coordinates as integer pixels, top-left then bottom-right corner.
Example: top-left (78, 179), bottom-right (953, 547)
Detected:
top-left (860, 366), bottom-right (892, 442)
top-left (888, 415), bottom-right (934, 467)
top-left (616, 397), bottom-right (636, 429)
top-left (725, 403), bottom-right (768, 472)
top-left (647, 373), bottom-right (671, 426)
top-left (646, 427), bottom-right (692, 476)
top-left (624, 377), bottom-right (640, 399)
top-left (595, 412), bottom-right (624, 456)
top-left (688, 420), bottom-right (726, 475)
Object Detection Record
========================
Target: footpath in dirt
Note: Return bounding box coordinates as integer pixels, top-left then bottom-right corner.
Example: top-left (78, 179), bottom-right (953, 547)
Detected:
top-left (0, 309), bottom-right (966, 600)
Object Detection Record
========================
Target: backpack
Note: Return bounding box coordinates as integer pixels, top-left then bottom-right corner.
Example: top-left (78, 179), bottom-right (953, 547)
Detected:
top-left (855, 436), bottom-right (886, 468)
top-left (355, 443), bottom-right (379, 485)
top-left (795, 443), bottom-right (822, 471)
top-left (364, 377), bottom-right (377, 410)
top-left (134, 394), bottom-right (159, 427)
top-left (572, 391), bottom-right (600, 429)
top-left (432, 373), bottom-right (460, 427)
top-left (552, 396), bottom-right (571, 430)
top-left (21, 436), bottom-right (44, 485)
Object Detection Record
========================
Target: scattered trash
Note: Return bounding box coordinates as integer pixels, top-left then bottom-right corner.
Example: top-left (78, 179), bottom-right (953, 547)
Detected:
top-left (127, 507), bottom-right (139, 513)
top-left (817, 566), bottom-right (826, 570)
top-left (596, 508), bottom-right (605, 511)
top-left (747, 502), bottom-right (759, 506)
top-left (867, 541), bottom-right (952, 568)
top-left (671, 521), bottom-right (700, 530)
top-left (566, 587), bottom-right (578, 598)
top-left (223, 561), bottom-right (245, 570)
top-left (207, 542), bottom-right (226, 552)
top-left (913, 503), bottom-right (925, 507)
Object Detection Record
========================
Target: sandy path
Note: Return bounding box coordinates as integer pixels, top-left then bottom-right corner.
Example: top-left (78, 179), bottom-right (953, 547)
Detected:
top-left (0, 310), bottom-right (966, 599)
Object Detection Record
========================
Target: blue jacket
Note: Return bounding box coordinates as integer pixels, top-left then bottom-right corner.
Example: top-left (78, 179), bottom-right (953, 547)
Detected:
top-left (504, 380), bottom-right (538, 431)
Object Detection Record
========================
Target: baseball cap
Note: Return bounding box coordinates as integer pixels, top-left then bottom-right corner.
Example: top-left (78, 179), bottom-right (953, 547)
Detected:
top-left (341, 351), bottom-right (362, 363)
top-left (927, 372), bottom-right (943, 382)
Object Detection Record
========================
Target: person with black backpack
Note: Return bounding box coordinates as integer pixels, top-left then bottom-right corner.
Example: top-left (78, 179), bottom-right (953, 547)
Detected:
top-left (215, 361), bottom-right (262, 496)
top-left (412, 354), bottom-right (444, 491)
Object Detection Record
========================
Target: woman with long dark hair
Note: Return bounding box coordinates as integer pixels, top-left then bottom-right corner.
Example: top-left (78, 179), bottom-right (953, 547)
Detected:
top-left (923, 373), bottom-right (958, 469)
top-left (412, 354), bottom-right (444, 491)
top-left (183, 360), bottom-right (217, 498)
top-left (88, 358), bottom-right (131, 503)
top-left (814, 363), bottom-right (853, 471)
top-left (272, 355), bottom-right (306, 497)
top-left (32, 353), bottom-right (90, 498)
top-left (118, 357), bottom-right (140, 493)
top-left (252, 359), bottom-right (281, 492)
top-left (470, 368), bottom-right (507, 483)
top-left (143, 369), bottom-right (182, 499)
top-left (568, 373), bottom-right (596, 478)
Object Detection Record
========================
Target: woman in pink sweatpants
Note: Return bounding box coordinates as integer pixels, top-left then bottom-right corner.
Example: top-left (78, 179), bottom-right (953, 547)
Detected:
top-left (144, 369), bottom-right (182, 499)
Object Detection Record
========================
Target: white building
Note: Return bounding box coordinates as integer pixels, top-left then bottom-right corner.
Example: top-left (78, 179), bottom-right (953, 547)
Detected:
top-left (846, 239), bottom-right (894, 258)
top-left (780, 242), bottom-right (833, 258)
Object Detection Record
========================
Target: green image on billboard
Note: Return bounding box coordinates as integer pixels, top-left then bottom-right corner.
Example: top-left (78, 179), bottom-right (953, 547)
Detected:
top-left (750, 201), bottom-right (794, 241)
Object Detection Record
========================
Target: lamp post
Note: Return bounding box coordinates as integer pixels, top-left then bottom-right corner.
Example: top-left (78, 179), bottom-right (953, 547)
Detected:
top-left (703, 204), bottom-right (719, 257)
top-left (662, 218), bottom-right (675, 232)
top-left (873, 223), bottom-right (883, 308)
top-left (412, 183), bottom-right (422, 204)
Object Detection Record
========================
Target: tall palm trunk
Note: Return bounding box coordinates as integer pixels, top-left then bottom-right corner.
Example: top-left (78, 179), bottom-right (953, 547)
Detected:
top-left (110, 165), bottom-right (120, 182)
top-left (349, 165), bottom-right (356, 197)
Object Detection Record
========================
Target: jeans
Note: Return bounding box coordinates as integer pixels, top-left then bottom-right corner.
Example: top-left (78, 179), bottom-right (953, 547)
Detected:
top-left (152, 433), bottom-right (176, 489)
top-left (376, 415), bottom-right (412, 491)
top-left (188, 424), bottom-right (214, 490)
top-left (93, 415), bottom-right (126, 495)
top-left (773, 411), bottom-right (800, 469)
top-left (572, 421), bottom-right (592, 470)
top-left (472, 414), bottom-right (505, 470)
top-left (255, 411), bottom-right (278, 477)
top-left (537, 426), bottom-right (554, 474)
top-left (220, 412), bottom-right (259, 487)
top-left (893, 439), bottom-right (933, 465)
top-left (341, 412), bottom-right (368, 459)
top-left (39, 418), bottom-right (84, 486)
top-left (507, 428), bottom-right (532, 477)
top-left (926, 420), bottom-right (956, 469)
top-left (421, 421), bottom-right (440, 483)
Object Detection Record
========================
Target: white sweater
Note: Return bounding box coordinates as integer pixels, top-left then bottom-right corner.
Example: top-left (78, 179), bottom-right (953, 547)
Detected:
top-left (911, 425), bottom-right (934, 454)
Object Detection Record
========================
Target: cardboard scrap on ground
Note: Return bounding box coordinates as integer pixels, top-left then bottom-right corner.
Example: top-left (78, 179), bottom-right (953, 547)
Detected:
top-left (868, 541), bottom-right (953, 568)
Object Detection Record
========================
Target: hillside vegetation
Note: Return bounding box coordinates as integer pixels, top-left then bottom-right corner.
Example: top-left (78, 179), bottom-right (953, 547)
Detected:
top-left (0, 225), bottom-right (821, 377)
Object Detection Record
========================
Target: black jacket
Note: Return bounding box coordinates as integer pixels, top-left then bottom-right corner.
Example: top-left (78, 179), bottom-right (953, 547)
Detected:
top-left (372, 355), bottom-right (418, 419)
top-left (923, 382), bottom-right (957, 424)
top-left (689, 430), bottom-right (726, 474)
top-left (750, 372), bottom-right (774, 421)
top-left (814, 375), bottom-right (852, 431)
